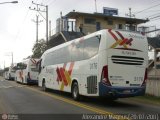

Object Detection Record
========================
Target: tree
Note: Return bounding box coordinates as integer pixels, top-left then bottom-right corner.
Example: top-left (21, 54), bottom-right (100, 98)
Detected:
top-left (32, 39), bottom-right (47, 58)
top-left (4, 67), bottom-right (9, 71)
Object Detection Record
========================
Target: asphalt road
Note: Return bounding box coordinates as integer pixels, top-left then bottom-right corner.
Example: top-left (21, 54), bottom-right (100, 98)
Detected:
top-left (0, 77), bottom-right (160, 120)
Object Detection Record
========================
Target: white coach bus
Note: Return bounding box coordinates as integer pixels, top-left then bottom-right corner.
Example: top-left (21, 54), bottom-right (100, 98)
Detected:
top-left (4, 65), bottom-right (17, 80)
top-left (4, 67), bottom-right (9, 80)
top-left (8, 66), bottom-right (16, 80)
top-left (38, 29), bottom-right (148, 100)
top-left (15, 58), bottom-right (39, 84)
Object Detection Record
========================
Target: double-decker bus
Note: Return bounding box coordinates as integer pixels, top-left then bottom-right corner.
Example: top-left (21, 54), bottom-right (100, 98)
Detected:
top-left (38, 29), bottom-right (148, 100)
top-left (15, 58), bottom-right (39, 84)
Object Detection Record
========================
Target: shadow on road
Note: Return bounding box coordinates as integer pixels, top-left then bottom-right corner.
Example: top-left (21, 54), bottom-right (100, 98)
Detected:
top-left (39, 88), bottom-right (140, 109)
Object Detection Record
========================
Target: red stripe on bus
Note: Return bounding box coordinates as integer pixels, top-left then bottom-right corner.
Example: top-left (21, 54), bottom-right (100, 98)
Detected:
top-left (56, 68), bottom-right (62, 82)
top-left (59, 68), bottom-right (68, 86)
top-left (68, 62), bottom-right (74, 75)
top-left (115, 31), bottom-right (125, 39)
top-left (119, 38), bottom-right (127, 45)
top-left (108, 29), bottom-right (119, 41)
top-left (56, 63), bottom-right (67, 83)
top-left (126, 38), bottom-right (133, 45)
top-left (30, 59), bottom-right (37, 64)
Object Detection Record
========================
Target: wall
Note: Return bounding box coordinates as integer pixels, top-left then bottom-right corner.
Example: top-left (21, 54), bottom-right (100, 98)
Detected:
top-left (146, 68), bottom-right (160, 96)
top-left (75, 15), bottom-right (126, 34)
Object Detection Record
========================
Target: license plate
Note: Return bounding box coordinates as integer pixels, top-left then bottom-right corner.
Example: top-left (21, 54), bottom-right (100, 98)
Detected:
top-left (123, 90), bottom-right (131, 93)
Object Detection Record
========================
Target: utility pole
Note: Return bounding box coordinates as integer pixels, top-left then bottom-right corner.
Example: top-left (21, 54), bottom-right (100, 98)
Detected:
top-left (29, 1), bottom-right (49, 46)
top-left (125, 8), bottom-right (135, 18)
top-left (4, 52), bottom-right (14, 67)
top-left (32, 15), bottom-right (43, 43)
top-left (49, 20), bottom-right (51, 39)
top-left (95, 0), bottom-right (97, 13)
top-left (11, 52), bottom-right (13, 66)
top-left (4, 61), bottom-right (5, 69)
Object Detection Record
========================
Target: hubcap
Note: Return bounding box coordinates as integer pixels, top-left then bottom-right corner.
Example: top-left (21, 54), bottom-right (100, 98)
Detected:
top-left (73, 86), bottom-right (78, 98)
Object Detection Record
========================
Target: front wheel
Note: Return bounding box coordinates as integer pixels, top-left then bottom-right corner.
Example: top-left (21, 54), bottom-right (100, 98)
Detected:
top-left (72, 82), bottom-right (80, 101)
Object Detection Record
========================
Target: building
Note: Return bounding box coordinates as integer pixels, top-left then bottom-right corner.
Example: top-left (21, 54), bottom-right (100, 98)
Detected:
top-left (65, 11), bottom-right (148, 34)
top-left (48, 10), bottom-right (148, 49)
top-left (148, 36), bottom-right (160, 75)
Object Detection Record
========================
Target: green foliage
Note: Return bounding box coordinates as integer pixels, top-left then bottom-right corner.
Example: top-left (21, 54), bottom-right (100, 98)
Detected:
top-left (32, 39), bottom-right (47, 58)
top-left (17, 62), bottom-right (27, 69)
top-left (4, 67), bottom-right (9, 71)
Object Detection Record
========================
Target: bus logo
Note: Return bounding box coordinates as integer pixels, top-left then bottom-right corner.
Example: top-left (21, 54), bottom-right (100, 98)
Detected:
top-left (108, 29), bottom-right (133, 48)
top-left (56, 62), bottom-right (74, 91)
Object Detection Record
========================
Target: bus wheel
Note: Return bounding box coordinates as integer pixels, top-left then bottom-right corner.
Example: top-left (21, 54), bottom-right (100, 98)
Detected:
top-left (72, 82), bottom-right (80, 101)
top-left (42, 80), bottom-right (47, 91)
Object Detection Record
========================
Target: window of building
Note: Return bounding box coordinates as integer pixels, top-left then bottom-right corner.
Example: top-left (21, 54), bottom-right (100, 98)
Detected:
top-left (107, 20), bottom-right (113, 25)
top-left (84, 18), bottom-right (96, 25)
top-left (118, 24), bottom-right (123, 29)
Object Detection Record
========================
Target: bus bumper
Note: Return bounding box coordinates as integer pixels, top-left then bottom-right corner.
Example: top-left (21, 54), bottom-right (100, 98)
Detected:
top-left (99, 82), bottom-right (146, 98)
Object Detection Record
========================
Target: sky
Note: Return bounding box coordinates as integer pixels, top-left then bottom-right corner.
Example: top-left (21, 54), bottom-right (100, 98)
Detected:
top-left (0, 0), bottom-right (160, 68)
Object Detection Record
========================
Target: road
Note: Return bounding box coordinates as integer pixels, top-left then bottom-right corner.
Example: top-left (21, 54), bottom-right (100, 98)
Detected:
top-left (0, 77), bottom-right (159, 120)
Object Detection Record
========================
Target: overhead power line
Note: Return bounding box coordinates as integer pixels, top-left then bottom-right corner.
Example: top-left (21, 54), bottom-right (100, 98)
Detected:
top-left (147, 12), bottom-right (160, 18)
top-left (47, 0), bottom-right (56, 6)
top-left (150, 17), bottom-right (160, 22)
top-left (149, 15), bottom-right (160, 20)
top-left (134, 3), bottom-right (160, 14)
top-left (29, 1), bottom-right (49, 46)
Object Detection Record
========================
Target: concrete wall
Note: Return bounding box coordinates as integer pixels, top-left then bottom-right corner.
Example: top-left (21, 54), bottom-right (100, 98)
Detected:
top-left (146, 76), bottom-right (160, 97)
top-left (146, 69), bottom-right (160, 97)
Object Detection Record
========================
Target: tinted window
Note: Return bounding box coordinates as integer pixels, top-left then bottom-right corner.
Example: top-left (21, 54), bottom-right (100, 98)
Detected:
top-left (83, 36), bottom-right (100, 59)
top-left (84, 18), bottom-right (96, 25)
top-left (71, 41), bottom-right (84, 61)
top-left (43, 35), bottom-right (100, 65)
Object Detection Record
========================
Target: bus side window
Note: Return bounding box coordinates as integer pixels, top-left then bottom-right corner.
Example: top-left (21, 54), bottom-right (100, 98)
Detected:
top-left (83, 36), bottom-right (100, 59)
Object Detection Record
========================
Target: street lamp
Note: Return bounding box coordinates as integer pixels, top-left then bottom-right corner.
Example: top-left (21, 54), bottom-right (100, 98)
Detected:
top-left (0, 1), bottom-right (18, 4)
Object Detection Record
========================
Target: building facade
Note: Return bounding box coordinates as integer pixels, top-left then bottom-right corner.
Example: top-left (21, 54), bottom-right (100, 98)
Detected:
top-left (64, 11), bottom-right (148, 34)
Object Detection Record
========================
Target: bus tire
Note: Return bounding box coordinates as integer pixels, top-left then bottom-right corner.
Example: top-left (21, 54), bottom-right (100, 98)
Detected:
top-left (42, 80), bottom-right (47, 91)
top-left (72, 82), bottom-right (80, 101)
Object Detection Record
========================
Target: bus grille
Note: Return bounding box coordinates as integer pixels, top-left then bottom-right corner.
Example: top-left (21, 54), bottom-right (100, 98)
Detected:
top-left (111, 56), bottom-right (144, 65)
top-left (87, 76), bottom-right (97, 94)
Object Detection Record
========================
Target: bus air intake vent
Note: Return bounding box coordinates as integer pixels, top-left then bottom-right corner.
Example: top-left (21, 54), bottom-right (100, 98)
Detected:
top-left (87, 76), bottom-right (97, 94)
top-left (111, 56), bottom-right (144, 65)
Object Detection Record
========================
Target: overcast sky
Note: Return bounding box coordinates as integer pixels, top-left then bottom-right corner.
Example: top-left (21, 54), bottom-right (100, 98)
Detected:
top-left (0, 0), bottom-right (160, 68)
